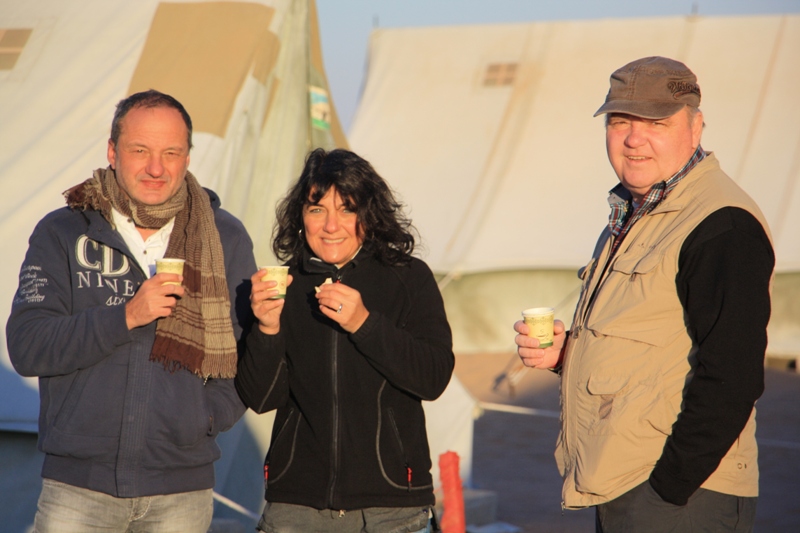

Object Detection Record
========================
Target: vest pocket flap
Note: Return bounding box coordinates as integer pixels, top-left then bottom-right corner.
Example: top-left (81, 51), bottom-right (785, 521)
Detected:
top-left (586, 374), bottom-right (630, 395)
top-left (611, 251), bottom-right (663, 275)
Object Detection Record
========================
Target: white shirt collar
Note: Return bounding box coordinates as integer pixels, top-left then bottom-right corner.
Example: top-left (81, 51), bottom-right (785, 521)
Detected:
top-left (111, 208), bottom-right (175, 277)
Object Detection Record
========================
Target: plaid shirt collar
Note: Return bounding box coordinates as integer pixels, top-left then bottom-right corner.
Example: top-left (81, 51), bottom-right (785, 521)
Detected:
top-left (607, 145), bottom-right (706, 250)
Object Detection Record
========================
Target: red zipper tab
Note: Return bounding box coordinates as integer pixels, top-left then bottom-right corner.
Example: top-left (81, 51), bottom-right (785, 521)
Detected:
top-left (406, 465), bottom-right (412, 491)
top-left (264, 464), bottom-right (269, 481)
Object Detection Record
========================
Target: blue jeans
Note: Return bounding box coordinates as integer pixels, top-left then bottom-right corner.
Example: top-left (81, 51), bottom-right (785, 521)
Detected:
top-left (34, 478), bottom-right (213, 533)
top-left (257, 501), bottom-right (433, 532)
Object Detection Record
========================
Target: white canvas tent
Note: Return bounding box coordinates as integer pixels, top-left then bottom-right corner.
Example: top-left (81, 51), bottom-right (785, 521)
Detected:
top-left (349, 13), bottom-right (800, 358)
top-left (0, 1), bottom-right (476, 530)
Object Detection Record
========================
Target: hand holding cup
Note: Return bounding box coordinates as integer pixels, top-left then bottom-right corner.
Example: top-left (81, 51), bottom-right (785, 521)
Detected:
top-left (251, 267), bottom-right (293, 335)
top-left (155, 258), bottom-right (185, 286)
top-left (260, 266), bottom-right (289, 299)
top-left (514, 307), bottom-right (566, 370)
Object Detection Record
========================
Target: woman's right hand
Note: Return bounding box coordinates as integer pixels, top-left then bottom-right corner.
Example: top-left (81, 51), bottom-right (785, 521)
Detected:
top-left (250, 269), bottom-right (293, 335)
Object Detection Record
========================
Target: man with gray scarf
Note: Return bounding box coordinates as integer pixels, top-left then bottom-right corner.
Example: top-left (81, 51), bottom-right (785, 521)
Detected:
top-left (7, 90), bottom-right (256, 532)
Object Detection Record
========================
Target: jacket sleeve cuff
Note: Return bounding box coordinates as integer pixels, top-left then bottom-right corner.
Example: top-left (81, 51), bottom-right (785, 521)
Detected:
top-left (349, 310), bottom-right (380, 343)
top-left (248, 325), bottom-right (278, 347)
top-left (649, 466), bottom-right (696, 506)
top-left (244, 326), bottom-right (287, 361)
top-left (108, 303), bottom-right (133, 346)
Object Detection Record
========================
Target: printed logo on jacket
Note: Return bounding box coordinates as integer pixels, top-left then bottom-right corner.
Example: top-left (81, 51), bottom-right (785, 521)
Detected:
top-left (76, 235), bottom-right (135, 306)
top-left (15, 235), bottom-right (136, 307)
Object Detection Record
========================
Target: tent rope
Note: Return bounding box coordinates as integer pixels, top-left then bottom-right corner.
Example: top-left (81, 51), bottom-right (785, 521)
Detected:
top-left (212, 491), bottom-right (260, 521)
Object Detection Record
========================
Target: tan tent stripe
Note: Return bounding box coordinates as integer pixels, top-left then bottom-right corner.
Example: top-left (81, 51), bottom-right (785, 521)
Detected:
top-left (129, 2), bottom-right (278, 137)
top-left (0, 28), bottom-right (32, 70)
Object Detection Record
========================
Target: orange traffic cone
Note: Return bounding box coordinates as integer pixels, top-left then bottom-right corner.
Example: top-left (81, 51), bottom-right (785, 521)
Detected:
top-left (438, 451), bottom-right (465, 533)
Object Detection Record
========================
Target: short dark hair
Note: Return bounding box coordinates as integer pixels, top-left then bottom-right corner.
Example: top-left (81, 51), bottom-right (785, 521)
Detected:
top-left (273, 148), bottom-right (418, 266)
top-left (110, 89), bottom-right (193, 149)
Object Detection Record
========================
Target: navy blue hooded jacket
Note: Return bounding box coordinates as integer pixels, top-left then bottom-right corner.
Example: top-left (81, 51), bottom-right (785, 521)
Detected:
top-left (7, 189), bottom-right (255, 497)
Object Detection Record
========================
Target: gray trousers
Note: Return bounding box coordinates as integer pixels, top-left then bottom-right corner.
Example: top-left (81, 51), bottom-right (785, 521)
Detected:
top-left (596, 481), bottom-right (757, 533)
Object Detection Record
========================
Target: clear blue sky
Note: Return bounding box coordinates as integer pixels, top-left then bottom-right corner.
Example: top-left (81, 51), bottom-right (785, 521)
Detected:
top-left (316, 0), bottom-right (800, 133)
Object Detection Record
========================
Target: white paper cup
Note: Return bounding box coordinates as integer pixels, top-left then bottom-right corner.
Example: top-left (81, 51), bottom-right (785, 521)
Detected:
top-left (261, 266), bottom-right (289, 299)
top-left (522, 307), bottom-right (555, 348)
top-left (155, 258), bottom-right (185, 285)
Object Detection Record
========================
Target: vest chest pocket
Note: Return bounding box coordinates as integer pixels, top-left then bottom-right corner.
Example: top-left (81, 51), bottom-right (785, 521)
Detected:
top-left (591, 248), bottom-right (685, 348)
top-left (609, 249), bottom-right (664, 279)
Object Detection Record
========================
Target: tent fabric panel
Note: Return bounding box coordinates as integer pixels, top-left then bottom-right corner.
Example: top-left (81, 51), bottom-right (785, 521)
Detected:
top-left (768, 273), bottom-right (800, 356)
top-left (730, 16), bottom-right (800, 269)
top-left (233, 0), bottom-right (320, 264)
top-left (352, 25), bottom-right (545, 270)
top-left (469, 15), bottom-right (691, 271)
top-left (686, 16), bottom-right (785, 183)
top-left (441, 269), bottom-right (581, 354)
top-left (129, 2), bottom-right (277, 138)
top-left (437, 23), bottom-right (560, 268)
top-left (350, 14), bottom-right (800, 274)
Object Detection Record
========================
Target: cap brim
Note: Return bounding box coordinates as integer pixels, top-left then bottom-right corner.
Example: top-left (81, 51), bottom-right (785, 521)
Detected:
top-left (593, 100), bottom-right (688, 119)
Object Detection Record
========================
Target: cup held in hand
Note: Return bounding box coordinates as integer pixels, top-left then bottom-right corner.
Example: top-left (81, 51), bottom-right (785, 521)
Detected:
top-left (522, 307), bottom-right (555, 348)
top-left (155, 258), bottom-right (185, 286)
top-left (261, 266), bottom-right (289, 299)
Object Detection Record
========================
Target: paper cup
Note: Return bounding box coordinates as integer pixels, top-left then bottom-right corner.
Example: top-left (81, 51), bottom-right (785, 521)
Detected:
top-left (155, 258), bottom-right (185, 285)
top-left (261, 266), bottom-right (289, 299)
top-left (522, 307), bottom-right (555, 348)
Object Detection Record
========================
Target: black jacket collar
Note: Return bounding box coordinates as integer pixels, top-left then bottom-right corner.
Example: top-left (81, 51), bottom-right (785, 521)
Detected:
top-left (300, 245), bottom-right (368, 276)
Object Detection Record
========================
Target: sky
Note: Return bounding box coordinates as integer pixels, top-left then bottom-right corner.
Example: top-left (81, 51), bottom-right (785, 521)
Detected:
top-left (316, 0), bottom-right (800, 133)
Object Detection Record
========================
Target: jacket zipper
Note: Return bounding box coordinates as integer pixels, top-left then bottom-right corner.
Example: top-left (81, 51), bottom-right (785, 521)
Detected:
top-left (327, 268), bottom-right (345, 507)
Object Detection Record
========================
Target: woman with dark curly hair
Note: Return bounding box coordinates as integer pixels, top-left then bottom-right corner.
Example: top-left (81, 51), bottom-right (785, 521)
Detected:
top-left (236, 148), bottom-right (454, 533)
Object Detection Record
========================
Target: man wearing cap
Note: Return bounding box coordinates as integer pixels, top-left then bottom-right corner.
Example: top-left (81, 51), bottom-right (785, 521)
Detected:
top-left (7, 90), bottom-right (256, 532)
top-left (514, 57), bottom-right (774, 531)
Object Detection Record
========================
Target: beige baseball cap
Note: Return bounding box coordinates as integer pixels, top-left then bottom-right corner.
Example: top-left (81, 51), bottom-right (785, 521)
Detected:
top-left (594, 56), bottom-right (701, 119)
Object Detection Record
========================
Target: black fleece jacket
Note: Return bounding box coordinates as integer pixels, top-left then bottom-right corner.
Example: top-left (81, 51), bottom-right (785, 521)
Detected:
top-left (235, 248), bottom-right (454, 511)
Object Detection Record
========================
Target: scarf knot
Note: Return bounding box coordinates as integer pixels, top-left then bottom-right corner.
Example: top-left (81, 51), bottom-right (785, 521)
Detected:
top-left (65, 167), bottom-right (238, 379)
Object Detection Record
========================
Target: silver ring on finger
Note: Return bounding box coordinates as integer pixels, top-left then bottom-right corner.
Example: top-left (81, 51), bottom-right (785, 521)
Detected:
top-left (337, 303), bottom-right (343, 314)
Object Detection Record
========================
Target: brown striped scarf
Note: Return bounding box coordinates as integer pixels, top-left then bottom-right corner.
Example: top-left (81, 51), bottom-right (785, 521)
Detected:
top-left (64, 167), bottom-right (237, 379)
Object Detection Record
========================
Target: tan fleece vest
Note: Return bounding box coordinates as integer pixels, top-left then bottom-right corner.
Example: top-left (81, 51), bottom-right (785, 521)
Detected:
top-left (556, 154), bottom-right (772, 509)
